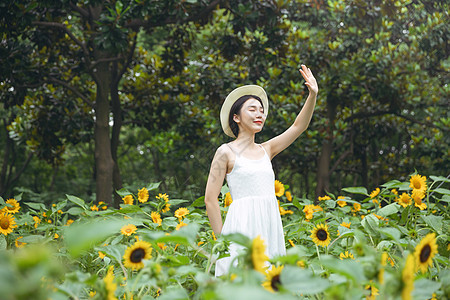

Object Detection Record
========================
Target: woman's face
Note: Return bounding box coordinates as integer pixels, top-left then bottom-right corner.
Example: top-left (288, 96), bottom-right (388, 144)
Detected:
top-left (233, 98), bottom-right (266, 135)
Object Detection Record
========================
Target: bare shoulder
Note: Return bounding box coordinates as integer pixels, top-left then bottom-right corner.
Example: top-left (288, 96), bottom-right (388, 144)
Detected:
top-left (213, 144), bottom-right (232, 161)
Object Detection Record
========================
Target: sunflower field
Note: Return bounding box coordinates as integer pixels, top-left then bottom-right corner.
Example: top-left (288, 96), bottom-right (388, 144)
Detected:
top-left (0, 173), bottom-right (448, 300)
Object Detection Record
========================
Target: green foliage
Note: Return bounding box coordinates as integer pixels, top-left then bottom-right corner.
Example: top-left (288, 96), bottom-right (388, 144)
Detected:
top-left (0, 173), bottom-right (448, 299)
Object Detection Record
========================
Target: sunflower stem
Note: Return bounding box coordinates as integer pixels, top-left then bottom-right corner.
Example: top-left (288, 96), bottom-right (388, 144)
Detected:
top-left (315, 244), bottom-right (321, 260)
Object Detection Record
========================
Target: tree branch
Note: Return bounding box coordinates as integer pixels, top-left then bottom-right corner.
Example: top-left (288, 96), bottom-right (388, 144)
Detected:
top-left (47, 77), bottom-right (93, 106)
top-left (115, 34), bottom-right (138, 85)
top-left (32, 21), bottom-right (91, 65)
top-left (69, 2), bottom-right (89, 18)
top-left (9, 153), bottom-right (33, 188)
top-left (124, 0), bottom-right (222, 30)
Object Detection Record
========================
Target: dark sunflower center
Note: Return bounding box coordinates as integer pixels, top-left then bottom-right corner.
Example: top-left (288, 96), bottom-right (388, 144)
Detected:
top-left (317, 229), bottom-right (328, 241)
top-left (413, 181), bottom-right (421, 189)
top-left (0, 217), bottom-right (9, 229)
top-left (271, 274), bottom-right (281, 291)
top-left (420, 244), bottom-right (431, 263)
top-left (130, 248), bottom-right (146, 263)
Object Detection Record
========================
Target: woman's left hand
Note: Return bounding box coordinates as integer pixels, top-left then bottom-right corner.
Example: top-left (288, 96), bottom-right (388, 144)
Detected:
top-left (299, 64), bottom-right (318, 96)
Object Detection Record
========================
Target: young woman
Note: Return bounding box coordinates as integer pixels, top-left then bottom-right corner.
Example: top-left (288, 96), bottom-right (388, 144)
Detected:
top-left (204, 65), bottom-right (318, 276)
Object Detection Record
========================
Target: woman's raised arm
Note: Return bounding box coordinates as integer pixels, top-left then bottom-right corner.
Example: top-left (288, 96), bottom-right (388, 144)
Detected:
top-left (263, 65), bottom-right (318, 159)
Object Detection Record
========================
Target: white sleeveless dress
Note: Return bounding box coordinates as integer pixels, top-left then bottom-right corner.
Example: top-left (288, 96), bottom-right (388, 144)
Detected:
top-left (215, 143), bottom-right (286, 277)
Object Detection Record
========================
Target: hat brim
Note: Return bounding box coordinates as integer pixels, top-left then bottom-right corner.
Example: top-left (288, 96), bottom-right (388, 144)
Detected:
top-left (220, 85), bottom-right (269, 138)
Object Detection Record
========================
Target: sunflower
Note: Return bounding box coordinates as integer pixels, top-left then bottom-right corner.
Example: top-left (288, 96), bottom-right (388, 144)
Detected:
top-left (411, 189), bottom-right (426, 210)
top-left (339, 251), bottom-right (354, 260)
top-left (310, 224), bottom-right (331, 247)
top-left (318, 195), bottom-right (331, 201)
top-left (156, 193), bottom-right (169, 202)
top-left (365, 281), bottom-right (379, 300)
top-left (409, 174), bottom-right (427, 194)
top-left (414, 233), bottom-right (438, 273)
top-left (15, 236), bottom-right (27, 248)
top-left (1, 198), bottom-right (20, 214)
top-left (398, 193), bottom-right (412, 208)
top-left (104, 265), bottom-right (118, 300)
top-left (224, 192), bottom-right (233, 207)
top-left (288, 239), bottom-right (295, 247)
top-left (352, 202), bottom-right (361, 212)
top-left (370, 188), bottom-right (380, 198)
top-left (251, 235), bottom-right (269, 273)
top-left (176, 221), bottom-right (187, 231)
top-left (151, 211), bottom-right (162, 226)
top-left (123, 240), bottom-right (153, 270)
top-left (303, 205), bottom-right (314, 220)
top-left (337, 200), bottom-right (347, 207)
top-left (278, 201), bottom-right (293, 216)
top-left (138, 187), bottom-right (149, 203)
top-left (340, 222), bottom-right (351, 229)
top-left (401, 254), bottom-right (415, 300)
top-left (0, 212), bottom-right (17, 235)
top-left (121, 224), bottom-right (137, 236)
top-left (174, 207), bottom-right (189, 221)
top-left (285, 191), bottom-right (292, 201)
top-left (90, 205), bottom-right (99, 211)
top-left (122, 195), bottom-right (134, 205)
top-left (262, 265), bottom-right (284, 292)
top-left (33, 216), bottom-right (41, 228)
top-left (161, 202), bottom-right (171, 213)
top-left (274, 180), bottom-right (285, 197)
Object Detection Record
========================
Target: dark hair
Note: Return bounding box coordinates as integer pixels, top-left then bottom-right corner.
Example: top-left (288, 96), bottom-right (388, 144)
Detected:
top-left (228, 95), bottom-right (264, 137)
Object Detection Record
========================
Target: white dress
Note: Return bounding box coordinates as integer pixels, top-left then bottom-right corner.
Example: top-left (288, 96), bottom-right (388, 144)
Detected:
top-left (215, 143), bottom-right (286, 277)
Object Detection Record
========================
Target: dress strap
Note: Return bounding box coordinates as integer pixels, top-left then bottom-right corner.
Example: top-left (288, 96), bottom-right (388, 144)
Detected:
top-left (258, 144), bottom-right (269, 158)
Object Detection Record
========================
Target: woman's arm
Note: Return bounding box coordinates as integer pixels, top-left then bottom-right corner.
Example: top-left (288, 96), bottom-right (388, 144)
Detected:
top-left (263, 65), bottom-right (318, 159)
top-left (204, 145), bottom-right (229, 235)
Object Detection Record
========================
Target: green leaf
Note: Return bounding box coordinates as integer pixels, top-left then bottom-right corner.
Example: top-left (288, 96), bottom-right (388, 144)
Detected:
top-left (421, 215), bottom-right (443, 234)
top-left (381, 180), bottom-right (402, 189)
top-left (65, 195), bottom-right (88, 210)
top-left (20, 235), bottom-right (47, 243)
top-left (411, 278), bottom-right (441, 299)
top-left (361, 214), bottom-right (379, 236)
top-left (281, 265), bottom-right (330, 295)
top-left (341, 187), bottom-right (368, 195)
top-left (24, 202), bottom-right (47, 211)
top-left (320, 256), bottom-right (366, 283)
top-left (430, 175), bottom-right (450, 183)
top-left (217, 283), bottom-right (285, 300)
top-left (115, 205), bottom-right (142, 214)
top-left (147, 182), bottom-right (161, 191)
top-left (377, 227), bottom-right (401, 242)
top-left (432, 188), bottom-right (450, 195)
top-left (116, 188), bottom-right (132, 198)
top-left (377, 203), bottom-right (399, 217)
top-left (100, 244), bottom-right (127, 263)
top-left (158, 286), bottom-right (189, 300)
top-left (67, 207), bottom-right (84, 215)
top-left (191, 196), bottom-right (205, 207)
top-left (64, 218), bottom-right (129, 257)
top-left (224, 233), bottom-right (251, 248)
top-left (169, 199), bottom-right (189, 205)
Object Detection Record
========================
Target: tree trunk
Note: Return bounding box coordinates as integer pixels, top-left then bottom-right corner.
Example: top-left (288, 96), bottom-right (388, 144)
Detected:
top-left (315, 98), bottom-right (337, 198)
top-left (111, 76), bottom-right (123, 207)
top-left (94, 59), bottom-right (114, 205)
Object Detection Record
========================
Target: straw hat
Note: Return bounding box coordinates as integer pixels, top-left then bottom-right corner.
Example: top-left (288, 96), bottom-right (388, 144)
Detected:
top-left (220, 85), bottom-right (269, 138)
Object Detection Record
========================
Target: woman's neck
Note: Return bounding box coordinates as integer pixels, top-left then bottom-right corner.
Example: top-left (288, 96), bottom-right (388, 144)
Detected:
top-left (233, 132), bottom-right (256, 149)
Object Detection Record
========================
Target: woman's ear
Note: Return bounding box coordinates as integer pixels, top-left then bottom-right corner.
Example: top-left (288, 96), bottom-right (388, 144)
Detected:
top-left (233, 114), bottom-right (240, 124)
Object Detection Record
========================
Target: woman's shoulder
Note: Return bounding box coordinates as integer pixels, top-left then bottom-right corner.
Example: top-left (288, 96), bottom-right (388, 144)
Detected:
top-left (216, 143), bottom-right (233, 156)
